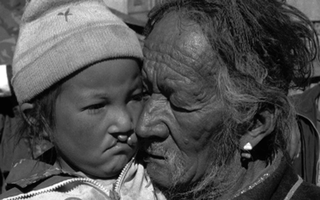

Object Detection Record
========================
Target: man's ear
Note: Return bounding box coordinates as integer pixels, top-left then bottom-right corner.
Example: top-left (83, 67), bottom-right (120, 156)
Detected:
top-left (240, 109), bottom-right (276, 149)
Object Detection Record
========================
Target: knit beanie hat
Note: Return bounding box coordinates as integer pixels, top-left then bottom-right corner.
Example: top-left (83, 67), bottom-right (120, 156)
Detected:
top-left (12, 0), bottom-right (143, 103)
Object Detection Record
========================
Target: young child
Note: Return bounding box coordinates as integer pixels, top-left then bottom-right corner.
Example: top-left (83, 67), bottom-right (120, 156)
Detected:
top-left (0, 0), bottom-right (165, 199)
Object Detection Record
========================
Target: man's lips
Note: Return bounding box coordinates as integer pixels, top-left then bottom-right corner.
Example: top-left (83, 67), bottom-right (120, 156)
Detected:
top-left (144, 150), bottom-right (166, 160)
top-left (147, 153), bottom-right (165, 159)
top-left (141, 141), bottom-right (167, 160)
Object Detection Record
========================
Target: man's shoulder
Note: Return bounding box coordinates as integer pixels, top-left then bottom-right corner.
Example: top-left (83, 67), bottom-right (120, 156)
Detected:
top-left (292, 181), bottom-right (320, 200)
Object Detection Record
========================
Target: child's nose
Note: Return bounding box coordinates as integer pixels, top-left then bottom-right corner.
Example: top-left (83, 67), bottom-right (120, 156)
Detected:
top-left (108, 108), bottom-right (133, 136)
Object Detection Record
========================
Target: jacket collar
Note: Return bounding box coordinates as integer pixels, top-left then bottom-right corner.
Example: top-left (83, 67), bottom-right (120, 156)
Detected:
top-left (6, 158), bottom-right (76, 189)
top-left (234, 152), bottom-right (299, 200)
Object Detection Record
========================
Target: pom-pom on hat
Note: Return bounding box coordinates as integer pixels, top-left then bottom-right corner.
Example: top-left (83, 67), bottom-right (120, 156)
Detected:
top-left (12, 0), bottom-right (143, 103)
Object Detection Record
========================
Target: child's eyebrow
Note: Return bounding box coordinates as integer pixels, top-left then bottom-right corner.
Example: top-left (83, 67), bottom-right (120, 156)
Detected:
top-left (81, 90), bottom-right (111, 100)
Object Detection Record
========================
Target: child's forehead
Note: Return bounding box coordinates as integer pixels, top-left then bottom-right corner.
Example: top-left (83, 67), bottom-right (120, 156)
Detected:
top-left (59, 59), bottom-right (142, 97)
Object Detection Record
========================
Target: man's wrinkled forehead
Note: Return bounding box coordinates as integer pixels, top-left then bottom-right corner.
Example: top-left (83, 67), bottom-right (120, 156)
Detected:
top-left (143, 11), bottom-right (217, 80)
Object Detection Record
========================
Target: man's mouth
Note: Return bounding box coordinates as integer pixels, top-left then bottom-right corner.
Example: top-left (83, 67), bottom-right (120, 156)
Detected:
top-left (141, 141), bottom-right (167, 161)
top-left (146, 152), bottom-right (165, 159)
top-left (143, 148), bottom-right (166, 161)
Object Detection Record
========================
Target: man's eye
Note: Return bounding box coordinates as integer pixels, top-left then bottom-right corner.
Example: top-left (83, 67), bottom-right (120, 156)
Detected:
top-left (132, 91), bottom-right (150, 102)
top-left (142, 90), bottom-right (151, 101)
top-left (170, 101), bottom-right (192, 113)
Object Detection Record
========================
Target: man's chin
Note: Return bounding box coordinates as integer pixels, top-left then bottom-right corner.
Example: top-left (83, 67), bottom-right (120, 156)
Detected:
top-left (146, 162), bottom-right (174, 188)
top-left (146, 161), bottom-right (193, 191)
top-left (147, 163), bottom-right (198, 199)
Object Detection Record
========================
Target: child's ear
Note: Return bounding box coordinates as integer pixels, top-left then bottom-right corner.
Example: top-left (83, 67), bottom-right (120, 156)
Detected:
top-left (20, 103), bottom-right (36, 125)
top-left (240, 109), bottom-right (276, 149)
top-left (20, 103), bottom-right (50, 139)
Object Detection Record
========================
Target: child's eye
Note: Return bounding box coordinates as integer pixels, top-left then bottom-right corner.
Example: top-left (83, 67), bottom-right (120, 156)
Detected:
top-left (85, 103), bottom-right (106, 114)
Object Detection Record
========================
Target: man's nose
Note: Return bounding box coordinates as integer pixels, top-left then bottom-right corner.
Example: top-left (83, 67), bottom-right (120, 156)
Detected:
top-left (136, 97), bottom-right (169, 139)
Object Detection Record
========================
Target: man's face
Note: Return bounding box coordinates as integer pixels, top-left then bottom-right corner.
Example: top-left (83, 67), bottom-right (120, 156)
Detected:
top-left (137, 12), bottom-right (230, 189)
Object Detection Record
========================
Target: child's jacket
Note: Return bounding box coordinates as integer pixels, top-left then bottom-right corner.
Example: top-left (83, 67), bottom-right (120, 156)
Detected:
top-left (0, 157), bottom-right (166, 200)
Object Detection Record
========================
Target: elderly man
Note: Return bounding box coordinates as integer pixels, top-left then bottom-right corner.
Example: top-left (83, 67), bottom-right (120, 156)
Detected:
top-left (136, 0), bottom-right (320, 199)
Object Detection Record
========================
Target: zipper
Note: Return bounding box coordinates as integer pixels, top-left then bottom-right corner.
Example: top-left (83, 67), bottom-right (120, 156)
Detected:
top-left (4, 157), bottom-right (136, 200)
top-left (3, 177), bottom-right (110, 200)
top-left (113, 157), bottom-right (135, 194)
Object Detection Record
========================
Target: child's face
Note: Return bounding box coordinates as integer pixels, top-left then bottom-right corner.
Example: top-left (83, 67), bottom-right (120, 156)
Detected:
top-left (52, 58), bottom-right (143, 179)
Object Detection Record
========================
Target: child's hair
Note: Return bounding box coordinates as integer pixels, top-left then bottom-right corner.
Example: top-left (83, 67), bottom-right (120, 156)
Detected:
top-left (17, 83), bottom-right (61, 160)
top-left (12, 0), bottom-right (143, 104)
top-left (12, 0), bottom-right (143, 158)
